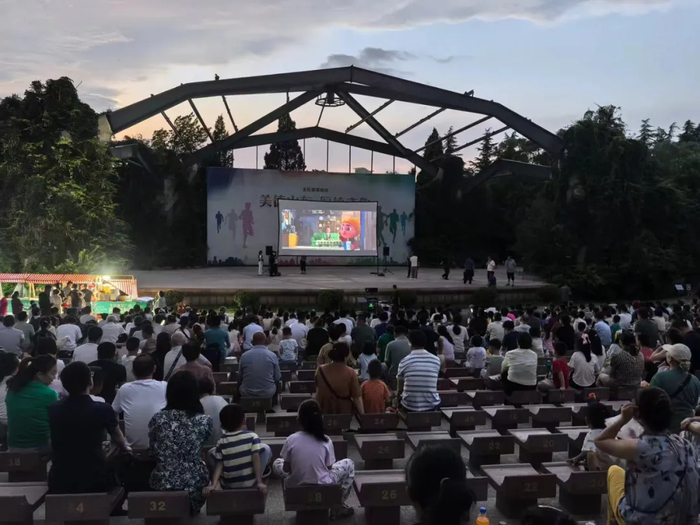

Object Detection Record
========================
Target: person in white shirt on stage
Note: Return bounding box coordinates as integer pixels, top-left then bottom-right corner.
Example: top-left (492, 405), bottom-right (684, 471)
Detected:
top-left (73, 325), bottom-right (102, 363)
top-left (112, 354), bottom-right (167, 449)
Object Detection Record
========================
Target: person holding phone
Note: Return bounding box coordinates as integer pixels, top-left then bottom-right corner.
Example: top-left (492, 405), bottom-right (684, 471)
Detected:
top-left (595, 387), bottom-right (699, 524)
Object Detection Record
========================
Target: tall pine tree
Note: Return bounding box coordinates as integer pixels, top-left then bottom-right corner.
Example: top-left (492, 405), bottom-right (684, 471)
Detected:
top-left (678, 120), bottom-right (700, 143)
top-left (638, 118), bottom-right (653, 147)
top-left (470, 128), bottom-right (495, 172)
top-left (423, 128), bottom-right (444, 164)
top-left (211, 115), bottom-right (233, 167)
top-left (264, 114), bottom-right (306, 171)
top-left (443, 126), bottom-right (458, 156)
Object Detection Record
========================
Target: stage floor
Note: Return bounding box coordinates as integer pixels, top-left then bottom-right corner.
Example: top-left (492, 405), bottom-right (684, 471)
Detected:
top-left (133, 266), bottom-right (548, 293)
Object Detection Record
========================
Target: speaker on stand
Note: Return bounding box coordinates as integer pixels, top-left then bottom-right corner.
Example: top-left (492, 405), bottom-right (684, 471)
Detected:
top-left (382, 246), bottom-right (394, 275)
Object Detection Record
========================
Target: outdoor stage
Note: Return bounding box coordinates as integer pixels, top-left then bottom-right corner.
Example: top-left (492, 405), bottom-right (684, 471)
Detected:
top-left (134, 266), bottom-right (552, 307)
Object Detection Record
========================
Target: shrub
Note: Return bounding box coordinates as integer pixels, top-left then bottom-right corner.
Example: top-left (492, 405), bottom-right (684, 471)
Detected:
top-left (318, 289), bottom-right (344, 310)
top-left (234, 292), bottom-right (261, 310)
top-left (164, 290), bottom-right (185, 307)
top-left (473, 287), bottom-right (499, 308)
top-left (537, 285), bottom-right (561, 305)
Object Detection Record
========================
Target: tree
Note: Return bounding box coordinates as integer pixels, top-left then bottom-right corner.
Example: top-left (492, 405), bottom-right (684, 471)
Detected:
top-left (638, 118), bottom-right (653, 147)
top-left (443, 126), bottom-right (458, 156)
top-left (470, 128), bottom-right (495, 172)
top-left (653, 127), bottom-right (669, 145)
top-left (211, 115), bottom-right (233, 167)
top-left (678, 120), bottom-right (700, 143)
top-left (423, 128), bottom-right (444, 164)
top-left (263, 114), bottom-right (306, 171)
top-left (0, 78), bottom-right (130, 272)
top-left (668, 122), bottom-right (679, 141)
top-left (150, 113), bottom-right (208, 156)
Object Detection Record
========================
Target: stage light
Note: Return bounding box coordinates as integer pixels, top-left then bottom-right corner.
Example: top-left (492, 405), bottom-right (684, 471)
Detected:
top-left (102, 275), bottom-right (111, 281)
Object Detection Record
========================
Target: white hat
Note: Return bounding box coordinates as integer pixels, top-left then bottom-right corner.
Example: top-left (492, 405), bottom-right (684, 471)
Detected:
top-left (667, 344), bottom-right (692, 365)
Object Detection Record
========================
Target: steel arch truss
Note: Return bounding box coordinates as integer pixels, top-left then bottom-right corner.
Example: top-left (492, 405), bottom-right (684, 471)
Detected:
top-left (103, 66), bottom-right (564, 178)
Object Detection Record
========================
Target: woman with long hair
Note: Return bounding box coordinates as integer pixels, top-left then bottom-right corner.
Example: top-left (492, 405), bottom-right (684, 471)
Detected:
top-left (568, 332), bottom-right (600, 389)
top-left (151, 332), bottom-right (172, 381)
top-left (148, 370), bottom-right (212, 514)
top-left (597, 331), bottom-right (644, 388)
top-left (6, 355), bottom-right (58, 451)
top-left (406, 444), bottom-right (475, 525)
top-left (437, 325), bottom-right (455, 362)
top-left (272, 399), bottom-right (355, 519)
top-left (446, 314), bottom-right (468, 356)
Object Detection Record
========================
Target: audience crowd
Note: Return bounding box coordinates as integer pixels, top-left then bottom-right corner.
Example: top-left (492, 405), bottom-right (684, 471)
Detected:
top-left (3, 288), bottom-right (700, 522)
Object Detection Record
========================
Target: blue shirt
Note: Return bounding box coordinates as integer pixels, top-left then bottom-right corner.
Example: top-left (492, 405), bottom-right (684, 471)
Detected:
top-left (594, 321), bottom-right (612, 346)
top-left (239, 345), bottom-right (281, 398)
top-left (204, 327), bottom-right (230, 358)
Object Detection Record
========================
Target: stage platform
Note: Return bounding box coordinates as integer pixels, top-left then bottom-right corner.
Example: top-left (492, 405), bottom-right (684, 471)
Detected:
top-left (135, 267), bottom-right (553, 307)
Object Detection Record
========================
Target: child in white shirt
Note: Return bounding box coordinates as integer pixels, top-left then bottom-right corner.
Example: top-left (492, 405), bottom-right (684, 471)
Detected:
top-left (278, 327), bottom-right (299, 366)
top-left (466, 335), bottom-right (487, 375)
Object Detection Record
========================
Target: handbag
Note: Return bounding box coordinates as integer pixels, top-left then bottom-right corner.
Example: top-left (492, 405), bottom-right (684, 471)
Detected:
top-left (164, 347), bottom-right (184, 381)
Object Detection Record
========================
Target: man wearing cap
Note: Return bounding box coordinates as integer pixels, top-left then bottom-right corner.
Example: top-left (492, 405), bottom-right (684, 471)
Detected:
top-left (100, 316), bottom-right (126, 344)
top-left (650, 344), bottom-right (700, 432)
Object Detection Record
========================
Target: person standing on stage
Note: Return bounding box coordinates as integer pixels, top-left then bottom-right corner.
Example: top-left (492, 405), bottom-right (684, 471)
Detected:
top-left (300, 256), bottom-right (307, 275)
top-left (463, 257), bottom-right (475, 285)
top-left (257, 251), bottom-right (264, 276)
top-left (486, 257), bottom-right (496, 280)
top-left (410, 254), bottom-right (419, 279)
top-left (406, 255), bottom-right (412, 278)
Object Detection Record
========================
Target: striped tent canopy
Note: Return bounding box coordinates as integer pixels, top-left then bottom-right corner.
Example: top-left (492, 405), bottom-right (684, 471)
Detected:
top-left (0, 274), bottom-right (138, 299)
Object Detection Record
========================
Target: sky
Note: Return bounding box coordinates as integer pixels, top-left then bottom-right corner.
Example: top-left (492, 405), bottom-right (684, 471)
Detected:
top-left (1, 0), bottom-right (698, 173)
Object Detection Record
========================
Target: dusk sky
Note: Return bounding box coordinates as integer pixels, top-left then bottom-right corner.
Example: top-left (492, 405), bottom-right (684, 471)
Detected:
top-left (1, 0), bottom-right (698, 173)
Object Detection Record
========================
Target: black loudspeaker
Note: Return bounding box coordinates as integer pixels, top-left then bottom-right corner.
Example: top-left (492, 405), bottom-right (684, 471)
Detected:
top-left (265, 245), bottom-right (273, 256)
top-left (383, 246), bottom-right (390, 257)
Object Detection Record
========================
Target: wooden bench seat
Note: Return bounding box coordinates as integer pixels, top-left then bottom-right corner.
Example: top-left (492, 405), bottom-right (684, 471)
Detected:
top-left (0, 452), bottom-right (48, 483)
top-left (482, 463), bottom-right (557, 518)
top-left (444, 367), bottom-right (474, 378)
top-left (281, 369), bottom-right (292, 383)
top-left (212, 372), bottom-right (229, 385)
top-left (290, 381), bottom-right (316, 394)
top-left (45, 487), bottom-right (125, 525)
top-left (457, 430), bottom-right (515, 469)
top-left (240, 397), bottom-right (273, 423)
top-left (546, 389), bottom-right (576, 404)
top-left (355, 434), bottom-right (405, 470)
top-left (266, 413), bottom-right (300, 436)
top-left (555, 426), bottom-right (589, 459)
top-left (297, 369), bottom-right (315, 381)
top-left (509, 429), bottom-right (568, 467)
top-left (450, 377), bottom-right (485, 392)
top-left (300, 361), bottom-right (317, 370)
top-left (280, 393), bottom-right (312, 412)
top-left (265, 436), bottom-right (347, 462)
top-left (482, 406), bottom-right (529, 432)
top-left (207, 488), bottom-right (267, 525)
top-left (609, 386), bottom-right (638, 401)
top-left (440, 408), bottom-right (487, 435)
top-left (322, 414), bottom-right (352, 435)
top-left (580, 387), bottom-right (609, 402)
top-left (353, 470), bottom-right (411, 525)
top-left (0, 482), bottom-right (48, 525)
top-left (437, 390), bottom-right (469, 408)
top-left (505, 390), bottom-right (542, 407)
top-left (284, 484), bottom-right (342, 525)
top-left (524, 404), bottom-right (572, 431)
top-left (356, 412), bottom-right (399, 432)
top-left (466, 390), bottom-right (505, 409)
top-left (217, 382), bottom-right (237, 397)
top-left (128, 491), bottom-right (190, 524)
top-left (466, 471), bottom-right (489, 501)
top-left (406, 431), bottom-right (461, 455)
top-left (437, 378), bottom-right (454, 391)
top-left (397, 410), bottom-right (441, 432)
top-left (222, 362), bottom-right (239, 373)
top-left (542, 461), bottom-right (607, 515)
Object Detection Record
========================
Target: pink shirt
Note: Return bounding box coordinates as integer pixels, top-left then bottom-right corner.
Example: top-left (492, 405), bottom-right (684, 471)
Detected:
top-left (280, 431), bottom-right (335, 486)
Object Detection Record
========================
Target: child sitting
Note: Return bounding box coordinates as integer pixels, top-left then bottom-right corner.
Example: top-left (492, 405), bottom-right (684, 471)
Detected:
top-left (206, 404), bottom-right (271, 493)
top-left (481, 339), bottom-right (503, 377)
top-left (567, 401), bottom-right (612, 471)
top-left (465, 335), bottom-right (487, 377)
top-left (278, 327), bottom-right (299, 368)
top-left (358, 342), bottom-right (378, 381)
top-left (361, 360), bottom-right (391, 414)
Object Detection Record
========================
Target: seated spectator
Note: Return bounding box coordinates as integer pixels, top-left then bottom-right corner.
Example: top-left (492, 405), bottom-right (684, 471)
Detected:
top-left (163, 332), bottom-right (211, 380)
top-left (316, 342), bottom-right (364, 415)
top-left (501, 333), bottom-right (538, 395)
top-left (305, 317), bottom-right (329, 358)
top-left (278, 326), bottom-right (299, 368)
top-left (568, 333), bottom-right (600, 389)
top-left (178, 343), bottom-right (215, 384)
top-left (538, 342), bottom-right (569, 392)
top-left (567, 401), bottom-right (612, 471)
top-left (361, 360), bottom-right (391, 414)
top-left (151, 332), bottom-right (171, 381)
top-left (529, 324), bottom-right (544, 357)
top-left (206, 403), bottom-right (271, 493)
top-left (149, 370), bottom-right (212, 514)
top-left (112, 354), bottom-right (167, 449)
top-left (377, 324), bottom-right (395, 363)
top-left (272, 399), bottom-right (355, 519)
top-left (385, 325), bottom-right (411, 381)
top-left (501, 320), bottom-right (518, 352)
top-left (397, 330), bottom-right (441, 412)
top-left (199, 377), bottom-right (228, 446)
top-left (204, 315), bottom-right (230, 364)
top-left (437, 325), bottom-right (455, 362)
top-left (465, 335), bottom-right (487, 376)
top-left (121, 337), bottom-right (140, 382)
top-left (239, 332), bottom-right (280, 399)
top-left (0, 352), bottom-right (20, 441)
top-left (596, 387), bottom-right (699, 523)
top-left (88, 342), bottom-right (126, 404)
top-left (554, 315), bottom-right (575, 353)
top-left (448, 314), bottom-right (470, 355)
top-left (56, 316), bottom-right (84, 354)
top-left (406, 444), bottom-right (475, 525)
top-left (139, 324), bottom-right (157, 353)
top-left (0, 315), bottom-right (25, 355)
top-left (597, 331), bottom-right (644, 388)
top-left (14, 311), bottom-right (35, 351)
top-left (358, 342), bottom-right (378, 381)
top-left (73, 325), bottom-right (102, 363)
top-left (650, 344), bottom-right (700, 433)
top-left (100, 315), bottom-right (125, 344)
top-left (6, 355), bottom-right (58, 451)
top-left (48, 361), bottom-right (130, 495)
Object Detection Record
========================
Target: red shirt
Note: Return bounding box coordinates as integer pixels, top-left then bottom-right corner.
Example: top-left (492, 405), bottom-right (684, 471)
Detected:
top-left (0, 298), bottom-right (7, 317)
top-left (552, 358), bottom-right (570, 388)
top-left (640, 347), bottom-right (653, 362)
top-left (361, 379), bottom-right (391, 414)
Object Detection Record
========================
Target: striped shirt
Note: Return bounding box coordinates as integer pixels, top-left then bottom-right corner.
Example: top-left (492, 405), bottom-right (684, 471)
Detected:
top-left (397, 349), bottom-right (441, 411)
top-left (212, 430), bottom-right (263, 488)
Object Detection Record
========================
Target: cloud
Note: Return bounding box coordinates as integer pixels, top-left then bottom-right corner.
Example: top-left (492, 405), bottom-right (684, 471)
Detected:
top-left (0, 0), bottom-right (682, 108)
